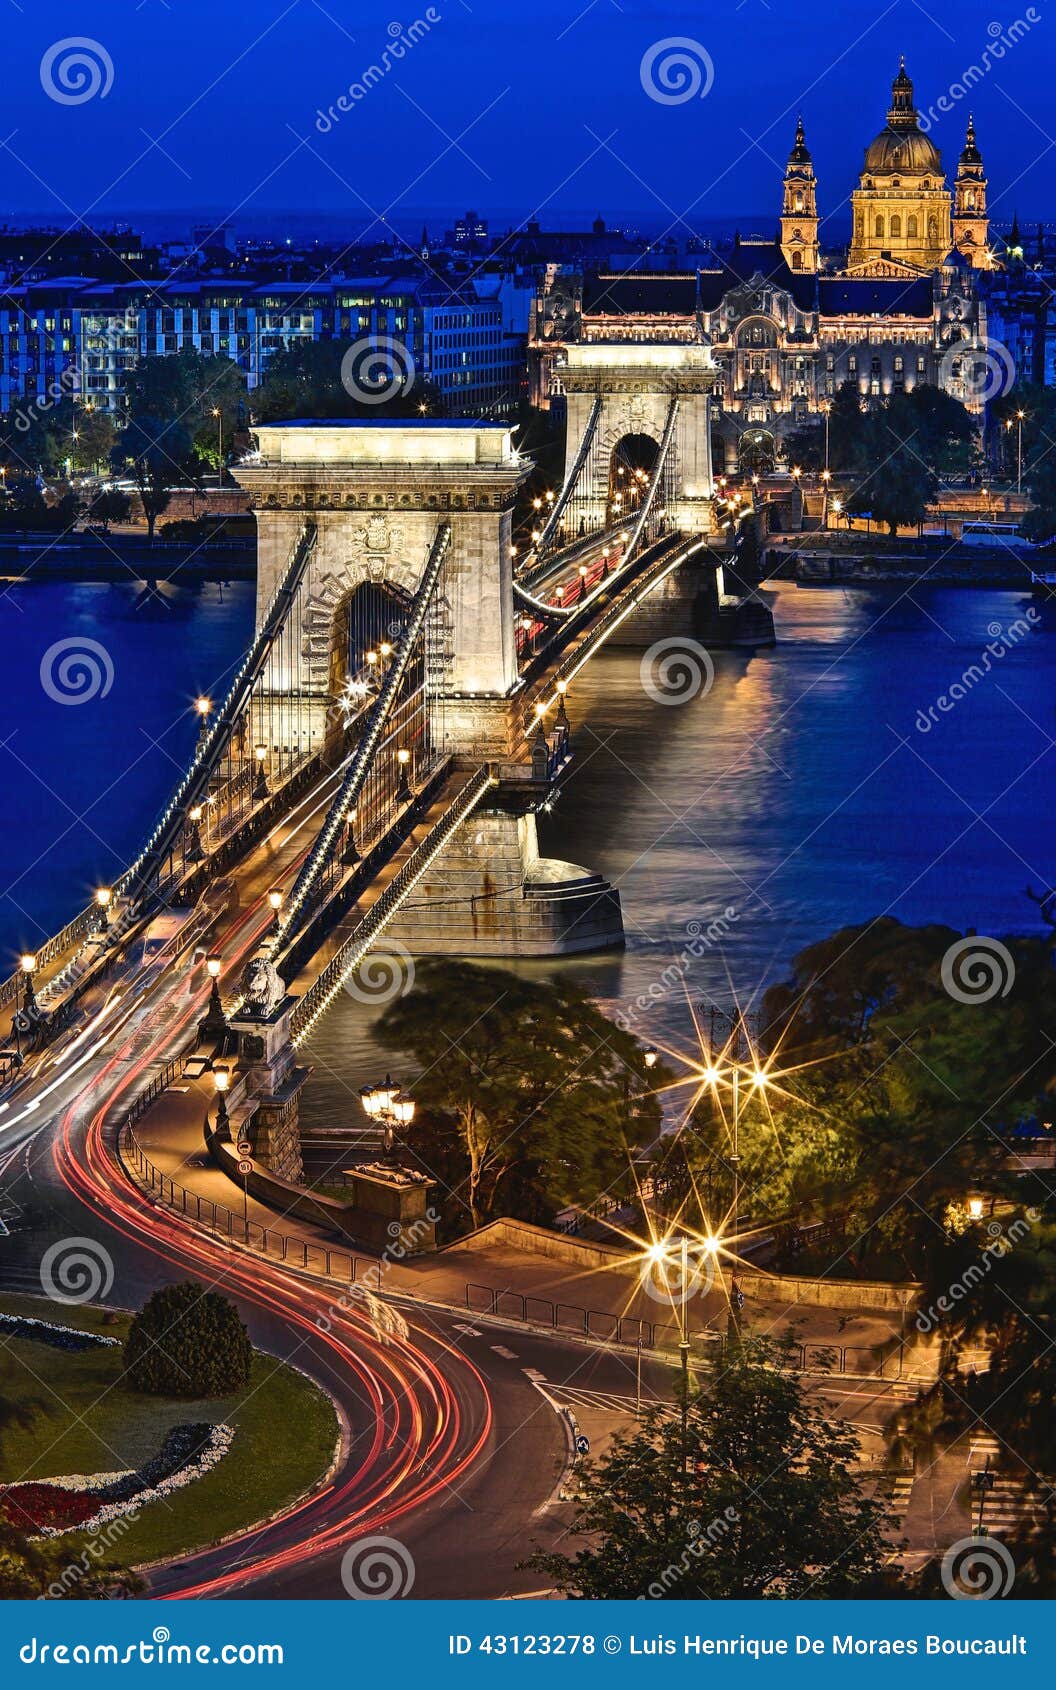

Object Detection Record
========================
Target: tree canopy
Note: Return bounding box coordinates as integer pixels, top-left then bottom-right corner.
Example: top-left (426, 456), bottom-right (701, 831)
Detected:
top-left (529, 1335), bottom-right (896, 1598)
top-left (376, 960), bottom-right (662, 1230)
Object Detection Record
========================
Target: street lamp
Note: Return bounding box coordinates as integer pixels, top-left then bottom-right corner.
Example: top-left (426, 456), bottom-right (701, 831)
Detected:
top-left (342, 805), bottom-right (361, 866)
top-left (200, 954), bottom-right (228, 1042)
top-left (820, 398), bottom-right (832, 475)
top-left (186, 805), bottom-right (205, 863)
top-left (212, 407), bottom-right (223, 486)
top-left (267, 886), bottom-right (284, 933)
top-left (396, 747), bottom-right (413, 804)
top-left (213, 1065), bottom-right (231, 1139)
top-left (94, 886), bottom-right (113, 929)
top-left (1015, 409), bottom-right (1026, 495)
top-left (253, 743), bottom-right (269, 802)
top-left (12, 953), bottom-right (37, 1067)
top-left (643, 1232), bottom-right (719, 1472)
top-left (195, 696), bottom-right (212, 747)
top-left (644, 1046), bottom-right (658, 1069)
top-left (360, 1073), bottom-right (416, 1165)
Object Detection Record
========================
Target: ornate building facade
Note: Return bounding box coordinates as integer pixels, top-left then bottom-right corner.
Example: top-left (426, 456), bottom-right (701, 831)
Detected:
top-left (530, 62), bottom-right (995, 471)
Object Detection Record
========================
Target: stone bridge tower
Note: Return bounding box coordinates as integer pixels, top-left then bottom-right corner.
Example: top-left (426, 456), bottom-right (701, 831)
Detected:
top-left (559, 340), bottom-right (717, 535)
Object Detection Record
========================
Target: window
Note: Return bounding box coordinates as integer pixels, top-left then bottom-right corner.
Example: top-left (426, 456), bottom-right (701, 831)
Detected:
top-left (848, 354), bottom-right (857, 373)
top-left (907, 215), bottom-right (918, 239)
top-left (875, 216), bottom-right (884, 238)
top-left (894, 355), bottom-right (904, 372)
top-left (792, 251), bottom-right (802, 270)
top-left (890, 215), bottom-right (902, 237)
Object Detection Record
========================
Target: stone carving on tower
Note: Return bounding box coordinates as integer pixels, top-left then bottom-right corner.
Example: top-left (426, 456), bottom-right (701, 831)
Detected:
top-left (952, 115), bottom-right (992, 267)
top-left (779, 117), bottom-right (819, 274)
top-left (847, 58), bottom-right (952, 274)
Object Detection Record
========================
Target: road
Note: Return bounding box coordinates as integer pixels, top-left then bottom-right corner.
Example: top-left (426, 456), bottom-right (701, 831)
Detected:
top-left (0, 753), bottom-right (663, 1599)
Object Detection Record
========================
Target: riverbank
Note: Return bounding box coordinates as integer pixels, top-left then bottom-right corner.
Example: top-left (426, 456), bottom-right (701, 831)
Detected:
top-left (764, 539), bottom-right (1045, 588)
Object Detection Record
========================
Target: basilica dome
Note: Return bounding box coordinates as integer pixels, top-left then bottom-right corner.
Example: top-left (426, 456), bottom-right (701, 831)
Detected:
top-left (863, 125), bottom-right (941, 176)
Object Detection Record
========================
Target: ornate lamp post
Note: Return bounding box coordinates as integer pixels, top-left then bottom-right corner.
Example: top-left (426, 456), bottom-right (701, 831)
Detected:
top-left (195, 696), bottom-right (212, 747)
top-left (213, 1066), bottom-right (231, 1140)
top-left (267, 887), bottom-right (284, 935)
top-left (342, 806), bottom-right (361, 866)
top-left (359, 1074), bottom-right (416, 1165)
top-left (212, 407), bottom-right (223, 485)
top-left (200, 954), bottom-right (228, 1043)
top-left (13, 953), bottom-right (36, 1066)
top-left (253, 744), bottom-right (269, 802)
top-left (186, 805), bottom-right (205, 863)
top-left (396, 748), bottom-right (413, 804)
top-left (94, 886), bottom-right (113, 930)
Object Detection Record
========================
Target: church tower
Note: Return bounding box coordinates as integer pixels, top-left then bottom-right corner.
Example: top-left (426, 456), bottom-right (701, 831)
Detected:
top-left (952, 115), bottom-right (991, 267)
top-left (848, 59), bottom-right (951, 272)
top-left (779, 116), bottom-right (819, 273)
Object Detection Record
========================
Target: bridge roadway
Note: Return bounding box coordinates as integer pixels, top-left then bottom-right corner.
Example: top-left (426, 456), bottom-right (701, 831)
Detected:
top-left (0, 537), bottom-right (714, 1596)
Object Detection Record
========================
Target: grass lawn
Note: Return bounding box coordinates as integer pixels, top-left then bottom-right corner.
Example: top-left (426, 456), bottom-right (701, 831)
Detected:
top-left (0, 1293), bottom-right (338, 1567)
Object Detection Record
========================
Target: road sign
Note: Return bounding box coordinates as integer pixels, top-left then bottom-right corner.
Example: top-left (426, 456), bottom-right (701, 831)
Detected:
top-left (574, 1434), bottom-right (590, 1456)
top-left (237, 1159), bottom-right (252, 1175)
top-left (236, 1140), bottom-right (252, 1156)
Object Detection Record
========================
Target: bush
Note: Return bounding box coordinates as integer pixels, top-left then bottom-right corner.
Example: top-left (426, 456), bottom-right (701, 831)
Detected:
top-left (123, 1282), bottom-right (251, 1398)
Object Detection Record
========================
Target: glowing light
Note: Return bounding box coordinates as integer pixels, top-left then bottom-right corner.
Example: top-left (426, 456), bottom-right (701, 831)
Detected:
top-left (206, 954), bottom-right (222, 979)
top-left (213, 1067), bottom-right (230, 1094)
top-left (267, 887), bottom-right (284, 912)
top-left (19, 953), bottom-right (36, 974)
top-left (968, 1196), bottom-right (985, 1220)
top-left (195, 696), bottom-right (212, 717)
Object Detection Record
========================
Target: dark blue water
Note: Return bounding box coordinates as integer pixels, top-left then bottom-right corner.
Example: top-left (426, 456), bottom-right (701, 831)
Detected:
top-left (0, 578), bottom-right (254, 960)
top-left (1, 576), bottom-right (1053, 1103)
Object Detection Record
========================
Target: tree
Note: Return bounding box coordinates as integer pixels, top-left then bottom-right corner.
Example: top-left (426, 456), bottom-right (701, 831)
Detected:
top-left (753, 916), bottom-right (1055, 1274)
top-left (123, 1281), bottom-right (252, 1397)
top-left (846, 407), bottom-right (937, 534)
top-left (529, 1335), bottom-right (896, 1598)
top-left (375, 961), bottom-right (661, 1229)
top-left (783, 422), bottom-right (825, 473)
top-left (827, 379), bottom-right (865, 471)
top-left (252, 337), bottom-right (444, 424)
top-left (86, 486), bottom-right (133, 530)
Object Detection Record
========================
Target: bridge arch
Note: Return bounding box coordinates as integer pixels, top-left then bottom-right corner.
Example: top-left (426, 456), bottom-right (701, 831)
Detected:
top-left (558, 341), bottom-right (717, 534)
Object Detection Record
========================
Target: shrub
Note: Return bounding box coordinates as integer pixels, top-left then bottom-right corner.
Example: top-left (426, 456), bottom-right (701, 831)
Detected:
top-left (123, 1282), bottom-right (251, 1398)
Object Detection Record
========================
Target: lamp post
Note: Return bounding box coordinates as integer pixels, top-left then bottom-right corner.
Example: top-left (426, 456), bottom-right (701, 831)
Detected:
top-left (213, 1066), bottom-right (231, 1140)
top-left (359, 1073), bottom-right (416, 1165)
top-left (821, 399), bottom-right (831, 475)
top-left (1015, 408), bottom-right (1026, 494)
top-left (267, 887), bottom-right (283, 935)
top-left (342, 806), bottom-right (361, 866)
top-left (195, 696), bottom-right (212, 746)
top-left (94, 886), bottom-right (113, 930)
top-left (200, 954), bottom-right (228, 1043)
top-left (252, 744), bottom-right (269, 802)
top-left (186, 805), bottom-right (205, 863)
top-left (396, 747), bottom-right (413, 804)
top-left (13, 954), bottom-right (36, 1067)
top-left (212, 407), bottom-right (223, 487)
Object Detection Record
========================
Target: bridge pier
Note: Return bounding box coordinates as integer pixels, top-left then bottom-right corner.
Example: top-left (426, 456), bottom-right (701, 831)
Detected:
top-left (383, 792), bottom-right (623, 956)
top-left (603, 550), bottom-right (776, 650)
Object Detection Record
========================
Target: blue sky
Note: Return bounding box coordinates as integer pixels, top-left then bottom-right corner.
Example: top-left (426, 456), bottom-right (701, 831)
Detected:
top-left (2, 0), bottom-right (1051, 237)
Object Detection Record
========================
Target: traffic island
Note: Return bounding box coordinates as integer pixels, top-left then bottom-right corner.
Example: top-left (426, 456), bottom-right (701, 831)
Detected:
top-left (0, 1293), bottom-right (339, 1571)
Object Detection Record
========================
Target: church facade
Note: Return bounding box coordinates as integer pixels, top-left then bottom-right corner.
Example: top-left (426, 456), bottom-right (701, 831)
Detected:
top-left (530, 63), bottom-right (995, 473)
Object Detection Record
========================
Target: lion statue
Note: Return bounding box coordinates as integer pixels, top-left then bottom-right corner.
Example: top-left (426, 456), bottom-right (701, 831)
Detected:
top-left (241, 955), bottom-right (286, 1015)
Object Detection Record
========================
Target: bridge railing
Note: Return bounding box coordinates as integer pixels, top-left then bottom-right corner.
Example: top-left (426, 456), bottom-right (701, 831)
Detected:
top-left (290, 762), bottom-right (494, 1045)
top-left (0, 902), bottom-right (100, 1013)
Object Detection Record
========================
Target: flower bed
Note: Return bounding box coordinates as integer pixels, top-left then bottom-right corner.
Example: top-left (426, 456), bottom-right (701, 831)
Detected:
top-left (0, 1311), bottom-right (120, 1351)
top-left (0, 1422), bottom-right (234, 1538)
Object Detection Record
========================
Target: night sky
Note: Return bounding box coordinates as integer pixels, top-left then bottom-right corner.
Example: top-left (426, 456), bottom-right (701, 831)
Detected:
top-left (2, 0), bottom-right (1051, 238)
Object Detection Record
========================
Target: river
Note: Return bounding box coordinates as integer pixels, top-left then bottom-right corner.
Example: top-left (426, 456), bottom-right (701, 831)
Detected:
top-left (1, 576), bottom-right (1053, 1132)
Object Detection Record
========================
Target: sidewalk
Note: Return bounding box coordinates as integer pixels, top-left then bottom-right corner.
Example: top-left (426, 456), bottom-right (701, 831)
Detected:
top-left (127, 1075), bottom-right (923, 1378)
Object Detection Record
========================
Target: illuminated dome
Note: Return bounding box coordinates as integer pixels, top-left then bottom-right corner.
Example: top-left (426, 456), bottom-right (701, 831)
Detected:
top-left (863, 127), bottom-right (941, 175)
top-left (862, 57), bottom-right (942, 176)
